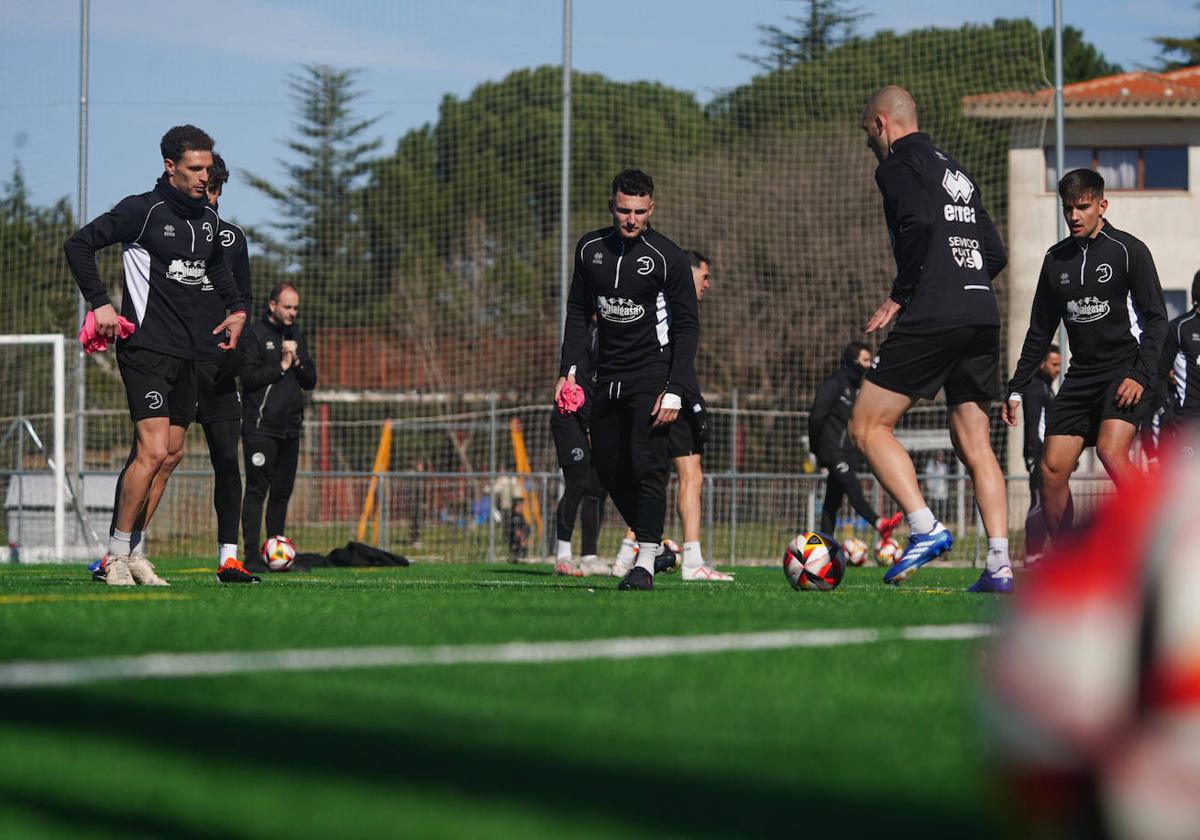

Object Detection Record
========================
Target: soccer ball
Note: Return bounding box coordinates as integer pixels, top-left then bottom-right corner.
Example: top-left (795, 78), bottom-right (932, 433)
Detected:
top-left (262, 535), bottom-right (296, 572)
top-left (783, 531), bottom-right (845, 591)
top-left (841, 536), bottom-right (869, 567)
top-left (875, 537), bottom-right (900, 567)
top-left (656, 538), bottom-right (681, 574)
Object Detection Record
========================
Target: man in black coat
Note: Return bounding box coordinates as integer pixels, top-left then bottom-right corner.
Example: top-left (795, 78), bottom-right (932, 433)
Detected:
top-left (239, 282), bottom-right (317, 567)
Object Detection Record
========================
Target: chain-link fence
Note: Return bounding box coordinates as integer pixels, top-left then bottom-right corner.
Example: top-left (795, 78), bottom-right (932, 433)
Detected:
top-left (2, 2), bottom-right (1111, 563)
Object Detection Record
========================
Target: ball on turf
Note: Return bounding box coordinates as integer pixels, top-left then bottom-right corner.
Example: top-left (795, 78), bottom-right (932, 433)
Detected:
top-left (841, 536), bottom-right (869, 567)
top-left (875, 537), bottom-right (900, 567)
top-left (262, 535), bottom-right (296, 572)
top-left (783, 531), bottom-right (845, 591)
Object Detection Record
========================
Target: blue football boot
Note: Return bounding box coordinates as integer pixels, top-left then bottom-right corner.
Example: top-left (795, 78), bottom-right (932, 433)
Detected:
top-left (967, 565), bottom-right (1014, 594)
top-left (883, 525), bottom-right (953, 584)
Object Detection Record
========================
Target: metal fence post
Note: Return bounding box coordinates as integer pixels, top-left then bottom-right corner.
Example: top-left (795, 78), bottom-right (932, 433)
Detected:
top-left (704, 472), bottom-right (713, 560)
top-left (487, 393), bottom-right (497, 563)
top-left (377, 471), bottom-right (389, 549)
top-left (729, 388), bottom-right (738, 566)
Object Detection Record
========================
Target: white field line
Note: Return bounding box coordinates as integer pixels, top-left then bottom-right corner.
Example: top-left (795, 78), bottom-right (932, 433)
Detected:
top-left (0, 624), bottom-right (996, 690)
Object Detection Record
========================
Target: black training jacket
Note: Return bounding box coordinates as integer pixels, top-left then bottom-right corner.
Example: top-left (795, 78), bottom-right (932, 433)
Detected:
top-left (1007, 221), bottom-right (1167, 396)
top-left (1021, 370), bottom-right (1054, 465)
top-left (808, 349), bottom-right (865, 463)
top-left (197, 213), bottom-right (252, 361)
top-left (559, 226), bottom-right (699, 399)
top-left (239, 314), bottom-right (317, 439)
top-left (64, 174), bottom-right (247, 361)
top-left (874, 132), bottom-right (1007, 333)
top-left (1158, 310), bottom-right (1200, 419)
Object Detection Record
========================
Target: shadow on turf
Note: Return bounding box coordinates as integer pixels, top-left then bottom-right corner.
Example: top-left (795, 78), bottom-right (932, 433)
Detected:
top-left (0, 786), bottom-right (224, 839)
top-left (1, 689), bottom-right (991, 838)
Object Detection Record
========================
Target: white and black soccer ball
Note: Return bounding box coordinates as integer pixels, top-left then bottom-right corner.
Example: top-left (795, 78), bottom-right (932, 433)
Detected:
top-left (262, 535), bottom-right (296, 572)
top-left (783, 531), bottom-right (845, 591)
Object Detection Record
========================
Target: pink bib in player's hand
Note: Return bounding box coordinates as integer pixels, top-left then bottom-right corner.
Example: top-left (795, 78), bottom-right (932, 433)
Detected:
top-left (557, 382), bottom-right (585, 414)
top-left (78, 310), bottom-right (136, 353)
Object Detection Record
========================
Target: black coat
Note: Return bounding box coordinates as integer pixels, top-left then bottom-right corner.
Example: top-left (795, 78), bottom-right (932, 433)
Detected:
top-left (239, 314), bottom-right (317, 438)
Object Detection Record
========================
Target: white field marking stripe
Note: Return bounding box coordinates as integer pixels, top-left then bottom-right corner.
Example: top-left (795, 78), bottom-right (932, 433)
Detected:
top-left (0, 625), bottom-right (994, 690)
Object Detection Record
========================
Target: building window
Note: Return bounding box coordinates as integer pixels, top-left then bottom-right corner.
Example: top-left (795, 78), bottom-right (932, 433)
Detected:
top-left (1044, 146), bottom-right (1188, 191)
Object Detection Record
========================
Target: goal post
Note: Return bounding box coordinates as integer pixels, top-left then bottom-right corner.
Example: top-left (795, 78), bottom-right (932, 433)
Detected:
top-left (0, 334), bottom-right (66, 560)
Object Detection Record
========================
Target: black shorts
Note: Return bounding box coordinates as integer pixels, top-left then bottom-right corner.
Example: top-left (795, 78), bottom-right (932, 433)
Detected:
top-left (866, 325), bottom-right (1000, 404)
top-left (667, 408), bottom-right (704, 458)
top-left (551, 409), bottom-right (591, 468)
top-left (1046, 372), bottom-right (1154, 447)
top-left (117, 345), bottom-right (196, 425)
top-left (195, 359), bottom-right (243, 425)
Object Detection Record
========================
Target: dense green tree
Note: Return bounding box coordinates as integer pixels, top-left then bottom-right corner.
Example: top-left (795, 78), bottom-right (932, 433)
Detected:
top-left (743, 0), bottom-right (869, 72)
top-left (244, 64), bottom-right (383, 325)
top-left (1151, 3), bottom-right (1200, 70)
top-left (1041, 25), bottom-right (1123, 82)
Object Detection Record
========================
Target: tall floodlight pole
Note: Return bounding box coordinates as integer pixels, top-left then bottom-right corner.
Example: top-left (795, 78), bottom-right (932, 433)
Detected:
top-left (76, 0), bottom-right (90, 485)
top-left (559, 0), bottom-right (572, 347)
top-left (1053, 0), bottom-right (1066, 384)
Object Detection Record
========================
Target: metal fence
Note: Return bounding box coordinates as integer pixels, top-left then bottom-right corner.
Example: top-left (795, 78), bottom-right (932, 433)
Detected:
top-left (1, 399), bottom-right (1118, 566)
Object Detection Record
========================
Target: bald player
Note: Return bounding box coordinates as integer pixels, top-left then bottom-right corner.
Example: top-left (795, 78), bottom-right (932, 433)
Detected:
top-left (848, 86), bottom-right (1013, 593)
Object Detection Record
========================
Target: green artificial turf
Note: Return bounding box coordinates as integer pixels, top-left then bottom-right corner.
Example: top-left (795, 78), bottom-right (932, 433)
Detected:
top-left (0, 561), bottom-right (1008, 839)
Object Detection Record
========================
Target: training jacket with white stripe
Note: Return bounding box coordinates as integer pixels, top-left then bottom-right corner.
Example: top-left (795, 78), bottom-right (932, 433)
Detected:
top-left (64, 174), bottom-right (247, 361)
top-left (874, 132), bottom-right (1007, 334)
top-left (559, 225), bottom-right (699, 399)
top-left (1158, 309), bottom-right (1200, 420)
top-left (1007, 221), bottom-right (1167, 397)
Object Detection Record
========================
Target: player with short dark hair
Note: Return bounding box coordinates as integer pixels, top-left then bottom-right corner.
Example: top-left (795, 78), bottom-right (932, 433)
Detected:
top-left (1005, 169), bottom-right (1167, 539)
top-left (612, 249), bottom-right (732, 581)
top-left (1019, 344), bottom-right (1061, 564)
top-left (557, 169), bottom-right (700, 591)
top-left (65, 125), bottom-right (247, 586)
top-left (849, 86), bottom-right (1013, 593)
top-left (91, 153), bottom-right (258, 584)
top-left (809, 342), bottom-right (902, 540)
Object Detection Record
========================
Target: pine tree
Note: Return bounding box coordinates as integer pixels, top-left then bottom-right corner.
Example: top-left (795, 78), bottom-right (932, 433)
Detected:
top-left (742, 0), bottom-right (869, 71)
top-left (1151, 3), bottom-right (1200, 70)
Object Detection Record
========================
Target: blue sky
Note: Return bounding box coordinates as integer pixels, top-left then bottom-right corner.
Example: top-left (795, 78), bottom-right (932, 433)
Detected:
top-left (0, 0), bottom-right (1192, 229)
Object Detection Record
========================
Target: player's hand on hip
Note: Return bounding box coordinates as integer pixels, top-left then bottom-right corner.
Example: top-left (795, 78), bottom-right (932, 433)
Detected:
top-left (1002, 399), bottom-right (1020, 427)
top-left (866, 298), bottom-right (900, 334)
top-left (215, 310), bottom-right (247, 351)
top-left (1114, 378), bottom-right (1143, 408)
top-left (93, 303), bottom-right (119, 339)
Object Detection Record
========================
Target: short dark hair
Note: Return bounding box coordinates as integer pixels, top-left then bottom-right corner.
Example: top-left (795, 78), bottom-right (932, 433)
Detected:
top-left (1058, 168), bottom-right (1104, 202)
top-left (207, 153), bottom-right (229, 193)
top-left (611, 169), bottom-right (654, 198)
top-left (1045, 343), bottom-right (1060, 357)
top-left (845, 341), bottom-right (871, 358)
top-left (685, 250), bottom-right (709, 269)
top-left (1192, 270), bottom-right (1200, 305)
top-left (269, 282), bottom-right (297, 303)
top-left (160, 125), bottom-right (214, 163)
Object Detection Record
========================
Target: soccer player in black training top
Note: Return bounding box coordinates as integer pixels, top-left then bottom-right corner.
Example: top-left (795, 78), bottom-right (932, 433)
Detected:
top-left (1005, 168), bottom-right (1166, 539)
top-left (809, 342), bottom-right (902, 541)
top-left (1018, 345), bottom-right (1061, 565)
top-left (1156, 270), bottom-right (1200, 441)
top-left (65, 125), bottom-right (247, 587)
top-left (91, 153), bottom-right (259, 584)
top-left (849, 86), bottom-right (1013, 593)
top-left (557, 170), bottom-right (700, 591)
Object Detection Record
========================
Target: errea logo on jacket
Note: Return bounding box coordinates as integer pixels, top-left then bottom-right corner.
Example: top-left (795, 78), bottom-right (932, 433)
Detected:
top-left (942, 170), bottom-right (974, 203)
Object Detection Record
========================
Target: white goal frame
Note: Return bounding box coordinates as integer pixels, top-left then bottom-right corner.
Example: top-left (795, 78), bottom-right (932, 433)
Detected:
top-left (0, 334), bottom-right (66, 559)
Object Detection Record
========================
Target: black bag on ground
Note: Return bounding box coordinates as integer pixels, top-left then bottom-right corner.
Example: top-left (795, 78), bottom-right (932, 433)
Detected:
top-left (293, 541), bottom-right (410, 568)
